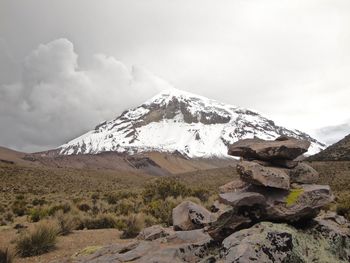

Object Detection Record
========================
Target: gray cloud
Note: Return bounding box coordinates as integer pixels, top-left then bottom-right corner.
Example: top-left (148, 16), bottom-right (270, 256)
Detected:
top-left (1, 0), bottom-right (350, 151)
top-left (0, 39), bottom-right (169, 152)
top-left (314, 122), bottom-right (350, 145)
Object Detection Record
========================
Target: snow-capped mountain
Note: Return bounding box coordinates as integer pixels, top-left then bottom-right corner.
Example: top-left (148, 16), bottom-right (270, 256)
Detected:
top-left (58, 88), bottom-right (325, 158)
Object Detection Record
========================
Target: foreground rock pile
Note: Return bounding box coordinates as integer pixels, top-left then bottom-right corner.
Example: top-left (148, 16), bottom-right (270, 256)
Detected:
top-left (72, 137), bottom-right (350, 263)
top-left (210, 136), bottom-right (334, 240)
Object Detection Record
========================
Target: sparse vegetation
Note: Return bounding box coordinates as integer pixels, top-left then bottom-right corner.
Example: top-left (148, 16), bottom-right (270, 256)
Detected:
top-left (120, 213), bottom-right (145, 238)
top-left (335, 193), bottom-right (350, 220)
top-left (55, 210), bottom-right (78, 235)
top-left (15, 221), bottom-right (59, 257)
top-left (1, 159), bottom-right (349, 261)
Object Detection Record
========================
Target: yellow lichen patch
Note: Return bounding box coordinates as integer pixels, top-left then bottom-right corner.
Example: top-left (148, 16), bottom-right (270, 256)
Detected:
top-left (285, 188), bottom-right (304, 206)
top-left (73, 246), bottom-right (102, 258)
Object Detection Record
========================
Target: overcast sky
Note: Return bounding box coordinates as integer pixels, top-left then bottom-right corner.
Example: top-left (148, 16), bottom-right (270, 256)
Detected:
top-left (1, 0), bottom-right (349, 152)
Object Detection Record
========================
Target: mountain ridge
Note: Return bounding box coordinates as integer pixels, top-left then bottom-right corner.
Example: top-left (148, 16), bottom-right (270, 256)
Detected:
top-left (308, 133), bottom-right (350, 161)
top-left (58, 88), bottom-right (325, 157)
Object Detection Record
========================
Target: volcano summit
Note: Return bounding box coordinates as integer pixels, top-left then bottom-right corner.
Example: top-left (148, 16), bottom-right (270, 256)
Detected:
top-left (58, 89), bottom-right (325, 158)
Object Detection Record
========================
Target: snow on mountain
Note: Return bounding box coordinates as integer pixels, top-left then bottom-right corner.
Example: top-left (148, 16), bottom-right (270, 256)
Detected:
top-left (58, 88), bottom-right (325, 158)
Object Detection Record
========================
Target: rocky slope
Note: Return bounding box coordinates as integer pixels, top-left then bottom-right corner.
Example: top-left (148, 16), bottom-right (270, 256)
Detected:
top-left (308, 134), bottom-right (350, 161)
top-left (58, 88), bottom-right (325, 158)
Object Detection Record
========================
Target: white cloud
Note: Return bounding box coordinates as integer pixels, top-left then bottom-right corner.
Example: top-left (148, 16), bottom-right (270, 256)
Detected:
top-left (0, 39), bottom-right (169, 152)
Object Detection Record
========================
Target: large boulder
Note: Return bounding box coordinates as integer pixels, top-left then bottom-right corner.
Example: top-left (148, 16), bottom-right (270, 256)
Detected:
top-left (221, 222), bottom-right (298, 262)
top-left (237, 161), bottom-right (290, 190)
top-left (208, 184), bottom-right (333, 241)
top-left (228, 137), bottom-right (310, 161)
top-left (288, 162), bottom-right (319, 184)
top-left (172, 201), bottom-right (213, 231)
top-left (263, 184), bottom-right (334, 222)
top-left (221, 217), bottom-right (350, 263)
top-left (208, 206), bottom-right (252, 242)
top-left (234, 184), bottom-right (333, 223)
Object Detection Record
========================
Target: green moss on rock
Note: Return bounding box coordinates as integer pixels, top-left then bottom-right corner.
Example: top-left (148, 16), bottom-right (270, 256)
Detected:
top-left (285, 188), bottom-right (304, 206)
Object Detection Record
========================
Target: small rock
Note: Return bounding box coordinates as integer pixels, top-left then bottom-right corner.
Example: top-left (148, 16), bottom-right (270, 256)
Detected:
top-left (288, 162), bottom-right (319, 184)
top-left (172, 201), bottom-right (213, 231)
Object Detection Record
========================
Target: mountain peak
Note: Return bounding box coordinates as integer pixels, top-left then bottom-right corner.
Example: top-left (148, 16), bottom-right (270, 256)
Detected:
top-left (59, 89), bottom-right (325, 157)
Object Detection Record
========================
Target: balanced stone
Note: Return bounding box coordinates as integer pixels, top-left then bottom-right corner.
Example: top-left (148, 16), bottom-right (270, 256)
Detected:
top-left (228, 136), bottom-right (310, 161)
top-left (237, 161), bottom-right (290, 190)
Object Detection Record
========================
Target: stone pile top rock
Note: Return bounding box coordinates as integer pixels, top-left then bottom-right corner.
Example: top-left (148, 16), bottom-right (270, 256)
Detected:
top-left (228, 136), bottom-right (311, 161)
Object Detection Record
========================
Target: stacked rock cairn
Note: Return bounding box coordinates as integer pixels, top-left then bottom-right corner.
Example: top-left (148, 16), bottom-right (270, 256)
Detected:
top-left (209, 136), bottom-right (333, 240)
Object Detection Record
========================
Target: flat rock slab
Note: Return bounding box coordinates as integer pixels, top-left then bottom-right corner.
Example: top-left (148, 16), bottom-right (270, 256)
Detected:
top-left (137, 225), bottom-right (174, 241)
top-left (253, 184), bottom-right (334, 222)
top-left (219, 191), bottom-right (266, 207)
top-left (74, 229), bottom-right (214, 263)
top-left (219, 179), bottom-right (247, 193)
top-left (228, 137), bottom-right (310, 160)
top-left (237, 161), bottom-right (290, 190)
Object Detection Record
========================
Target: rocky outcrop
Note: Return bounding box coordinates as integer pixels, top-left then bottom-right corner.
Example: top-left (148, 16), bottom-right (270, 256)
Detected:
top-left (74, 229), bottom-right (215, 263)
top-left (221, 214), bottom-right (350, 263)
top-left (172, 201), bottom-right (214, 231)
top-left (210, 137), bottom-right (334, 241)
top-left (72, 213), bottom-right (350, 263)
top-left (70, 138), bottom-right (346, 263)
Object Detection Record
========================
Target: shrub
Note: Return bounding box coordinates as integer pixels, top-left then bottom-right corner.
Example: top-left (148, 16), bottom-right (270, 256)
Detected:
top-left (0, 248), bottom-right (13, 263)
top-left (82, 214), bottom-right (118, 230)
top-left (336, 193), bottom-right (350, 220)
top-left (12, 200), bottom-right (27, 216)
top-left (104, 191), bottom-right (138, 205)
top-left (48, 203), bottom-right (71, 216)
top-left (120, 213), bottom-right (145, 239)
top-left (32, 198), bottom-right (47, 206)
top-left (4, 212), bottom-right (14, 223)
top-left (190, 187), bottom-right (211, 202)
top-left (15, 222), bottom-right (58, 257)
top-left (115, 199), bottom-right (136, 216)
top-left (77, 203), bottom-right (91, 212)
top-left (142, 178), bottom-right (190, 203)
top-left (55, 211), bottom-right (79, 235)
top-left (146, 196), bottom-right (182, 226)
top-left (29, 208), bottom-right (49, 222)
